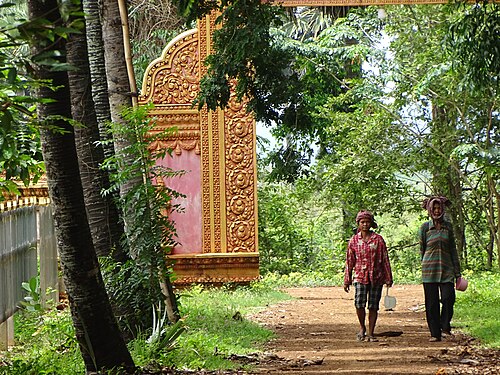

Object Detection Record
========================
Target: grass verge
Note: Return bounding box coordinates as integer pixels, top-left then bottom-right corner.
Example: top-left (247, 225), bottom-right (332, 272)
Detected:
top-left (454, 270), bottom-right (500, 348)
top-left (132, 283), bottom-right (292, 371)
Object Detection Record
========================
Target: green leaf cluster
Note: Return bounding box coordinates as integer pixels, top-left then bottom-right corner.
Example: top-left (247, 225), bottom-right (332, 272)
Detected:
top-left (100, 104), bottom-right (185, 332)
top-left (446, 1), bottom-right (500, 92)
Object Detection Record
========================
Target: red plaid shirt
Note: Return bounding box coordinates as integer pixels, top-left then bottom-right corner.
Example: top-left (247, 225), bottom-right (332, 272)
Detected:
top-left (344, 231), bottom-right (393, 286)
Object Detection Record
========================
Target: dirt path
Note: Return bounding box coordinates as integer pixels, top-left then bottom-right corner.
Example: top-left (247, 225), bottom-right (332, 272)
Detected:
top-left (245, 285), bottom-right (500, 375)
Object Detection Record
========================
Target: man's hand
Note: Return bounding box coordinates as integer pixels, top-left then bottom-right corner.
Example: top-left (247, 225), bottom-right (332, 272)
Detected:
top-left (343, 284), bottom-right (350, 293)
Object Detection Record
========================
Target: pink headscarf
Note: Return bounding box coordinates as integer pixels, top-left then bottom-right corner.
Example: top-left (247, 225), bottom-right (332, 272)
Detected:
top-left (422, 196), bottom-right (449, 220)
top-left (356, 210), bottom-right (378, 229)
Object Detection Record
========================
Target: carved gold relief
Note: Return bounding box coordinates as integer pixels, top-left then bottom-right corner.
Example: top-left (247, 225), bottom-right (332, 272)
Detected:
top-left (200, 108), bottom-right (212, 253)
top-left (224, 83), bottom-right (257, 253)
top-left (148, 114), bottom-right (199, 128)
top-left (228, 144), bottom-right (251, 166)
top-left (229, 195), bottom-right (251, 219)
top-left (149, 139), bottom-right (200, 155)
top-left (139, 30), bottom-right (199, 105)
top-left (211, 109), bottom-right (222, 253)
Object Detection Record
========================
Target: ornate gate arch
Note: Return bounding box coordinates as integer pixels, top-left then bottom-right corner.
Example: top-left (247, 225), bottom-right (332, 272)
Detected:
top-left (138, 15), bottom-right (259, 286)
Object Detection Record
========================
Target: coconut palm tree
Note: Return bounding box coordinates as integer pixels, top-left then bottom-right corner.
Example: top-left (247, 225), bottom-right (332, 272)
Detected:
top-left (25, 0), bottom-right (135, 371)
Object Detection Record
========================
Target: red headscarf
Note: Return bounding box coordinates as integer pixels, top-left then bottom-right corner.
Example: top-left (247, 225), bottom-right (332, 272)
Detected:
top-left (422, 196), bottom-right (449, 220)
top-left (355, 210), bottom-right (378, 229)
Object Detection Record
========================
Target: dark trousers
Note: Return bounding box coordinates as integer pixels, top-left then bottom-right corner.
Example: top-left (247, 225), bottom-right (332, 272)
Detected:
top-left (423, 282), bottom-right (455, 338)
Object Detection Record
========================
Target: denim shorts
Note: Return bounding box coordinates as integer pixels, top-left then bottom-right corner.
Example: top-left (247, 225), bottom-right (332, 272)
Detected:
top-left (354, 282), bottom-right (383, 310)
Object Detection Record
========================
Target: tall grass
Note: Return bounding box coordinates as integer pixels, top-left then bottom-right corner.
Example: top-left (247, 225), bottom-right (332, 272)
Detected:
top-left (147, 284), bottom-right (291, 370)
top-left (454, 271), bottom-right (500, 348)
top-left (0, 309), bottom-right (84, 375)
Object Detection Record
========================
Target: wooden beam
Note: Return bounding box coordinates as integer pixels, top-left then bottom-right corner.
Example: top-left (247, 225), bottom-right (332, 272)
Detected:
top-left (275, 0), bottom-right (495, 6)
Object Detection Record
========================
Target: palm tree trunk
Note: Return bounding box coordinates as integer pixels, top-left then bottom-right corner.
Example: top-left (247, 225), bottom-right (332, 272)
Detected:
top-left (26, 0), bottom-right (134, 371)
top-left (67, 0), bottom-right (126, 262)
top-left (82, 0), bottom-right (116, 160)
top-left (100, 0), bottom-right (180, 321)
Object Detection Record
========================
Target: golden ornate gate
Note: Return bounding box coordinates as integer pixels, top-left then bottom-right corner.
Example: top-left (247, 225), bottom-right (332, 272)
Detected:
top-left (138, 15), bottom-right (259, 286)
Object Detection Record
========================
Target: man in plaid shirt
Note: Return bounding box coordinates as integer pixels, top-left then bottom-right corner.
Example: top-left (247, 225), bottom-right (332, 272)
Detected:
top-left (344, 210), bottom-right (393, 342)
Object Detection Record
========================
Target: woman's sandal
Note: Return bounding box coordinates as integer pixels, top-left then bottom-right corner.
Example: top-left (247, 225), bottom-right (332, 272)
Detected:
top-left (366, 336), bottom-right (379, 342)
top-left (356, 332), bottom-right (366, 341)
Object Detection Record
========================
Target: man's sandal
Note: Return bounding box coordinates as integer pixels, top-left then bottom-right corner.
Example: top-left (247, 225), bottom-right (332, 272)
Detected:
top-left (366, 336), bottom-right (378, 342)
top-left (356, 332), bottom-right (366, 341)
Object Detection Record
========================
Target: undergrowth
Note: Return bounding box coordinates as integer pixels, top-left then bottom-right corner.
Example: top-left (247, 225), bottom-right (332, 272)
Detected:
top-left (0, 281), bottom-right (290, 374)
top-left (1, 272), bottom-right (499, 374)
top-left (131, 283), bottom-right (291, 371)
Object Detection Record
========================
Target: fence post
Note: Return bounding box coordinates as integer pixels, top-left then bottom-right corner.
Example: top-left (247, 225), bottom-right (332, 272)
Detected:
top-left (0, 316), bottom-right (14, 349)
top-left (38, 205), bottom-right (59, 307)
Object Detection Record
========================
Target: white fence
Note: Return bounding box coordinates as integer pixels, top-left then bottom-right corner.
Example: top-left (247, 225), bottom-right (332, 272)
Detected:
top-left (0, 204), bottom-right (58, 348)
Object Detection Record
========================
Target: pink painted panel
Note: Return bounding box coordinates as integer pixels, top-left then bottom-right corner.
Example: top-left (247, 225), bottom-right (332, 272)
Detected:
top-left (158, 150), bottom-right (202, 254)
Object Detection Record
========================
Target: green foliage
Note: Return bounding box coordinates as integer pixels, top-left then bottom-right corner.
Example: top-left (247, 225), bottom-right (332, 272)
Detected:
top-left (377, 213), bottom-right (422, 284)
top-left (148, 284), bottom-right (289, 370)
top-left (19, 276), bottom-right (42, 312)
top-left (197, 1), bottom-right (300, 120)
top-left (130, 306), bottom-right (186, 366)
top-left (0, 309), bottom-right (84, 375)
top-left (454, 271), bottom-right (500, 348)
top-left (0, 4), bottom-right (44, 191)
top-left (16, 0), bottom-right (83, 71)
top-left (257, 180), bottom-right (345, 278)
top-left (257, 178), bottom-right (423, 285)
top-left (100, 104), bottom-right (185, 333)
top-left (100, 257), bottom-right (158, 333)
top-left (446, 1), bottom-right (500, 92)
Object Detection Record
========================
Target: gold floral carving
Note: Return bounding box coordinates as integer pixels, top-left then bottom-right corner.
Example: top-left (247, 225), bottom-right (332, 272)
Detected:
top-left (148, 113), bottom-right (200, 129)
top-left (139, 30), bottom-right (199, 105)
top-left (149, 139), bottom-right (200, 155)
top-left (201, 108), bottom-right (212, 253)
top-left (211, 109), bottom-right (222, 253)
top-left (224, 86), bottom-right (257, 253)
top-left (168, 253), bottom-right (260, 287)
top-left (174, 275), bottom-right (259, 287)
top-left (199, 15), bottom-right (224, 254)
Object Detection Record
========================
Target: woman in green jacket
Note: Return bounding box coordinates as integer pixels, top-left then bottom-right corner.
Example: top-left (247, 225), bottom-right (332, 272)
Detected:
top-left (419, 196), bottom-right (461, 342)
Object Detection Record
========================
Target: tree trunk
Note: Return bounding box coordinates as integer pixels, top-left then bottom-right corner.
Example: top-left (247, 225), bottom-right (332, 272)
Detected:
top-left (100, 0), bottom-right (142, 233)
top-left (100, 0), bottom-right (180, 321)
top-left (487, 175), bottom-right (500, 269)
top-left (446, 161), bottom-right (466, 265)
top-left (82, 0), bottom-right (116, 161)
top-left (430, 104), bottom-right (466, 261)
top-left (26, 0), bottom-right (134, 371)
top-left (66, 0), bottom-right (126, 262)
top-left (100, 0), bottom-right (135, 158)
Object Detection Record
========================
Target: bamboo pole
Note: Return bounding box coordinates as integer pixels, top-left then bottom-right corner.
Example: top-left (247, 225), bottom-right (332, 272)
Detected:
top-left (117, 0), bottom-right (138, 107)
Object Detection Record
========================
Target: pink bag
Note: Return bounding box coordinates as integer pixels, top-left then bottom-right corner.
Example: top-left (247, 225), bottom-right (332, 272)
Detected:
top-left (456, 276), bottom-right (468, 292)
